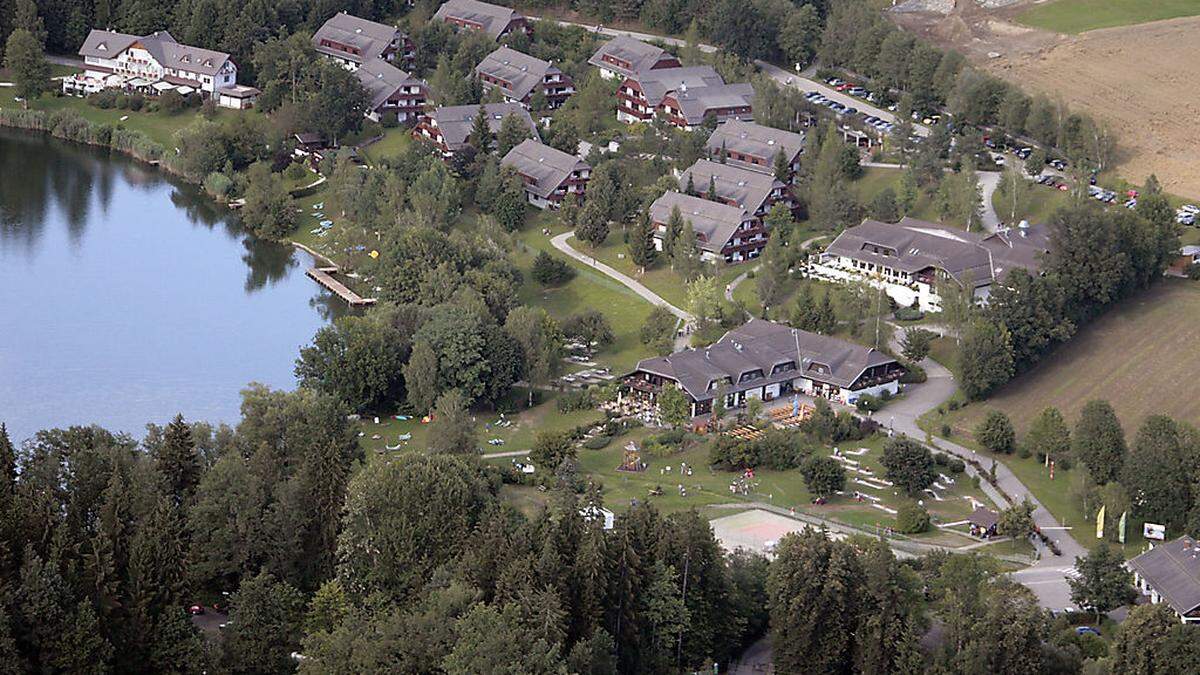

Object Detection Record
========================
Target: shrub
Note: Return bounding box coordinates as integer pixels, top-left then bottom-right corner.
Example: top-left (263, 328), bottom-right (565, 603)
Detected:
top-left (157, 90), bottom-right (186, 114)
top-left (203, 172), bottom-right (234, 200)
top-left (651, 429), bottom-right (687, 446)
top-left (1017, 446), bottom-right (1032, 459)
top-left (947, 399), bottom-right (961, 411)
top-left (879, 389), bottom-right (893, 402)
top-left (582, 436), bottom-right (611, 450)
top-left (975, 409), bottom-right (1016, 454)
top-left (940, 424), bottom-right (952, 437)
top-left (381, 111), bottom-right (399, 128)
top-left (855, 394), bottom-right (882, 413)
top-left (894, 307), bottom-right (924, 321)
top-left (284, 162), bottom-right (309, 181)
top-left (899, 363), bottom-right (927, 384)
top-left (946, 458), bottom-right (965, 474)
top-left (127, 94), bottom-right (145, 111)
top-left (556, 389), bottom-right (594, 413)
top-left (531, 251), bottom-right (575, 286)
top-left (1187, 263), bottom-right (1200, 280)
top-left (896, 501), bottom-right (930, 534)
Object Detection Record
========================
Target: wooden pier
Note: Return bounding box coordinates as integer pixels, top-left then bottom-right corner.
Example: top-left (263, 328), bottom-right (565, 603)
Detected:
top-left (305, 267), bottom-right (377, 307)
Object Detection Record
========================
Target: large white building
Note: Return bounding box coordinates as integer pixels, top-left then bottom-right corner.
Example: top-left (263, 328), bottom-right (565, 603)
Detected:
top-left (812, 217), bottom-right (1051, 313)
top-left (63, 30), bottom-right (249, 105)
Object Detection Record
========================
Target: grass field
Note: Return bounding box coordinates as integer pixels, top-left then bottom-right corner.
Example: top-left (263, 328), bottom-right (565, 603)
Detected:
top-left (490, 429), bottom-right (989, 545)
top-left (932, 280), bottom-right (1200, 436)
top-left (29, 95), bottom-right (242, 147)
top-left (1017, 0), bottom-right (1200, 34)
top-left (991, 182), bottom-right (1071, 225)
top-left (853, 167), bottom-right (942, 224)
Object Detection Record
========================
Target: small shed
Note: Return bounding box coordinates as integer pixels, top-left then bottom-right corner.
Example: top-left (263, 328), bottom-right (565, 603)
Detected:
top-left (218, 84), bottom-right (261, 110)
top-left (968, 507), bottom-right (999, 538)
top-left (294, 133), bottom-right (327, 152)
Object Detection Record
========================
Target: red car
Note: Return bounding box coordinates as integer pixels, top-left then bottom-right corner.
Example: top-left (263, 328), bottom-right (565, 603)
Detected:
top-left (188, 605), bottom-right (205, 615)
top-left (836, 82), bottom-right (854, 92)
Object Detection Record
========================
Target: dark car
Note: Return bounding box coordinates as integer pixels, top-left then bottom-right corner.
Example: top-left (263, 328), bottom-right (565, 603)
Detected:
top-left (188, 605), bottom-right (205, 615)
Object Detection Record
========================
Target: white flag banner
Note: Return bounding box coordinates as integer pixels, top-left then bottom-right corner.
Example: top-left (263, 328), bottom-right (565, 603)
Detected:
top-left (1143, 522), bottom-right (1166, 541)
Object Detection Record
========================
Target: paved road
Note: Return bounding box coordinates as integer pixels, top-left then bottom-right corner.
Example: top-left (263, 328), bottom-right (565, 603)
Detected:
top-left (883, 334), bottom-right (1087, 609)
top-left (978, 170), bottom-right (1003, 232)
top-left (756, 61), bottom-right (931, 139)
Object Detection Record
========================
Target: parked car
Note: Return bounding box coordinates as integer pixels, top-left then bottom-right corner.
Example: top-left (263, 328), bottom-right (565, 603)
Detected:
top-left (1180, 204), bottom-right (1199, 214)
top-left (827, 78), bottom-right (844, 87)
top-left (1125, 198), bottom-right (1138, 209)
top-left (1048, 158), bottom-right (1068, 171)
top-left (1075, 626), bottom-right (1101, 637)
top-left (188, 605), bottom-right (205, 615)
top-left (1016, 147), bottom-right (1033, 159)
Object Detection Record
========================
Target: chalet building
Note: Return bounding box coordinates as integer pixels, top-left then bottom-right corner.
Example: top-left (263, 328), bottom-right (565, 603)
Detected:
top-left (413, 102), bottom-right (540, 157)
top-left (588, 35), bottom-right (680, 80)
top-left (475, 47), bottom-right (575, 109)
top-left (313, 12), bottom-right (415, 71)
top-left (354, 59), bottom-right (428, 123)
top-left (617, 65), bottom-right (753, 130)
top-left (812, 217), bottom-right (1051, 312)
top-left (678, 159), bottom-right (797, 218)
top-left (500, 139), bottom-right (590, 209)
top-left (63, 30), bottom-right (250, 106)
top-left (1129, 536), bottom-right (1200, 624)
top-left (432, 0), bottom-right (530, 40)
top-left (623, 318), bottom-right (904, 421)
top-left (648, 191), bottom-right (764, 264)
top-left (706, 120), bottom-right (805, 181)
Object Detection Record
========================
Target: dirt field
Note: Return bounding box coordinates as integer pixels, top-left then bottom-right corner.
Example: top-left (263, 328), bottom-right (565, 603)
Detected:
top-left (891, 3), bottom-right (1200, 198)
top-left (937, 280), bottom-right (1200, 437)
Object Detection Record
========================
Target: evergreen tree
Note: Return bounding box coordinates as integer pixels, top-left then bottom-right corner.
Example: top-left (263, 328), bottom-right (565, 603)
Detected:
top-left (768, 529), bottom-right (864, 674)
top-left (54, 602), bottom-right (114, 674)
top-left (126, 498), bottom-right (188, 658)
top-left (664, 205), bottom-right (685, 256)
top-left (881, 437), bottom-right (937, 495)
top-left (975, 410), bottom-right (1016, 454)
top-left (628, 211), bottom-right (657, 271)
top-left (496, 113), bottom-right (531, 157)
top-left (854, 540), bottom-right (924, 675)
top-left (468, 105), bottom-right (493, 154)
top-left (154, 414), bottom-right (200, 504)
top-left (705, 175), bottom-right (718, 201)
top-left (671, 222), bottom-right (702, 281)
top-left (959, 319), bottom-right (1015, 400)
top-left (1073, 400), bottom-right (1127, 485)
top-left (773, 148), bottom-right (790, 182)
top-left (13, 0), bottom-right (46, 46)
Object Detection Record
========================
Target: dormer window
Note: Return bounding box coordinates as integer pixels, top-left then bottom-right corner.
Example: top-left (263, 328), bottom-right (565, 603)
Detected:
top-left (98, 43), bottom-right (107, 51)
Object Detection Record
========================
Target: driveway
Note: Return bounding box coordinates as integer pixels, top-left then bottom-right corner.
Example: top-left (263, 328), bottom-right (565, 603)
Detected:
top-left (978, 170), bottom-right (1002, 232)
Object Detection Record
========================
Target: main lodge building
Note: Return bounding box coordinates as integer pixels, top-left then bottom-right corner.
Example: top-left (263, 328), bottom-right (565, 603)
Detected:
top-left (623, 319), bottom-right (904, 420)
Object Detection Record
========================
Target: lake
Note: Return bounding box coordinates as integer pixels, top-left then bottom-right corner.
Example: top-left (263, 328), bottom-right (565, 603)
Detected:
top-left (0, 128), bottom-right (343, 445)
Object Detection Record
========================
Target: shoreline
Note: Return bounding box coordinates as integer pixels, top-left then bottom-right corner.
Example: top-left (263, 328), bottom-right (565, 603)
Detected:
top-left (0, 111), bottom-right (351, 298)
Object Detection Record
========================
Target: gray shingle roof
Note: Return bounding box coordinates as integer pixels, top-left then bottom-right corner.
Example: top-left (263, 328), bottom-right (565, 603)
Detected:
top-left (588, 36), bottom-right (676, 79)
top-left (968, 507), bottom-right (999, 529)
top-left (678, 159), bottom-right (781, 214)
top-left (824, 217), bottom-right (1045, 288)
top-left (500, 139), bottom-right (588, 199)
top-left (648, 191), bottom-right (752, 254)
top-left (670, 82), bottom-right (754, 125)
top-left (707, 120), bottom-right (804, 169)
top-left (634, 318), bottom-right (898, 400)
top-left (1129, 536), bottom-right (1200, 616)
top-left (312, 12), bottom-right (403, 65)
top-left (475, 46), bottom-right (559, 101)
top-left (354, 59), bottom-right (423, 111)
top-left (427, 102), bottom-right (540, 152)
top-left (432, 0), bottom-right (522, 39)
top-left (634, 65), bottom-right (726, 107)
top-left (78, 30), bottom-right (231, 76)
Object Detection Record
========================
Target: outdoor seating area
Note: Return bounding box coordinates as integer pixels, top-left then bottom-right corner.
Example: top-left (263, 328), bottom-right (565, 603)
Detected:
top-left (768, 402), bottom-right (814, 429)
top-left (725, 424), bottom-right (766, 441)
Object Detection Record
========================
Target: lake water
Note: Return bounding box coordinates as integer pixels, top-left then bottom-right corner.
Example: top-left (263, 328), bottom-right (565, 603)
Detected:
top-left (0, 128), bottom-right (343, 445)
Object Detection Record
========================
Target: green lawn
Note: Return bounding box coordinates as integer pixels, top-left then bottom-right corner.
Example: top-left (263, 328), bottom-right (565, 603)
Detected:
top-left (360, 126), bottom-right (412, 165)
top-left (853, 167), bottom-right (942, 224)
top-left (528, 431), bottom-right (991, 542)
top-left (517, 216), bottom-right (658, 374)
top-left (992, 182), bottom-right (1072, 225)
top-left (358, 387), bottom-right (604, 459)
top-left (29, 94), bottom-right (243, 147)
top-left (567, 230), bottom-right (745, 311)
top-left (1017, 0), bottom-right (1200, 33)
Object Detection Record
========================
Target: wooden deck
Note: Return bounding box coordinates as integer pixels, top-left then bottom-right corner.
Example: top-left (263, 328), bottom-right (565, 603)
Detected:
top-left (305, 267), bottom-right (377, 307)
